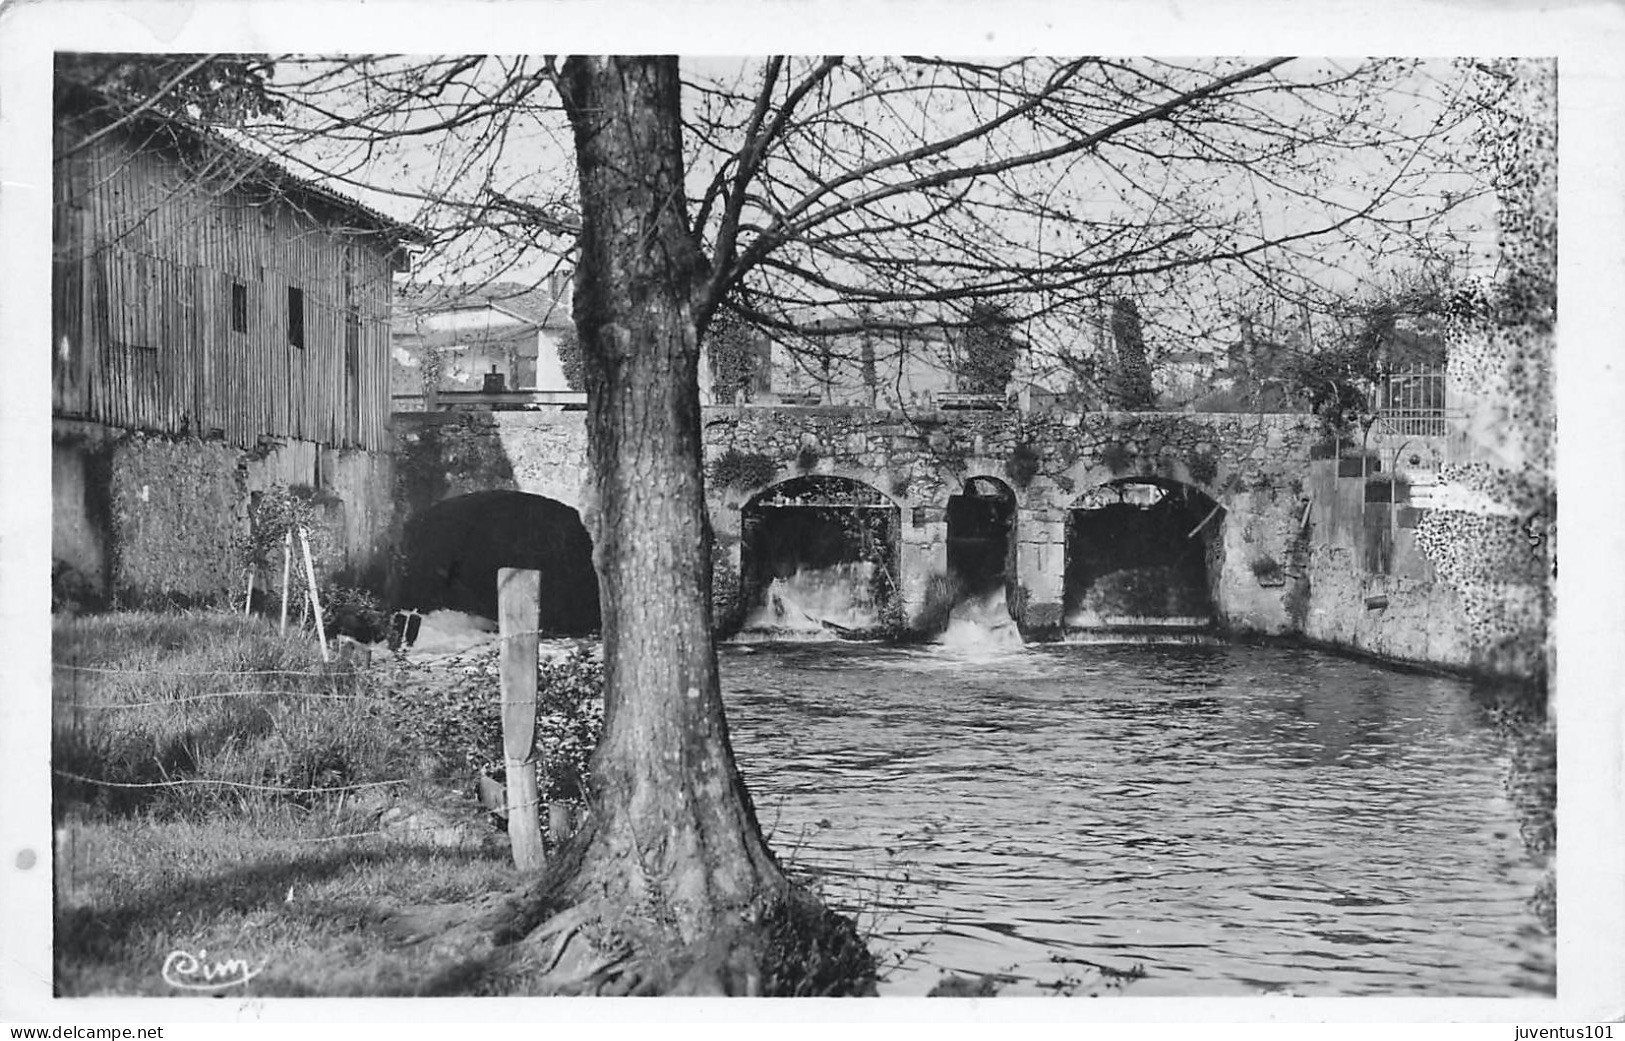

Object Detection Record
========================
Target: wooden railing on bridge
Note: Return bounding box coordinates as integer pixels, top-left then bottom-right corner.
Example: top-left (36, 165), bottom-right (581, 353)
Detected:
top-left (392, 389), bottom-right (587, 412)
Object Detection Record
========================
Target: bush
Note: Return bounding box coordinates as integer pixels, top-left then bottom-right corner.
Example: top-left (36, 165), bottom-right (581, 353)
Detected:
top-left (912, 572), bottom-right (964, 636)
top-left (1285, 345), bottom-right (1377, 438)
top-left (711, 448), bottom-right (778, 490)
top-left (1004, 442), bottom-right (1041, 488)
top-left (1185, 451), bottom-right (1219, 486)
top-left (321, 585), bottom-right (390, 644)
top-left (238, 484), bottom-right (341, 616)
top-left (533, 650), bottom-right (605, 800)
top-left (390, 646), bottom-right (604, 803)
top-left (1100, 441), bottom-right (1133, 475)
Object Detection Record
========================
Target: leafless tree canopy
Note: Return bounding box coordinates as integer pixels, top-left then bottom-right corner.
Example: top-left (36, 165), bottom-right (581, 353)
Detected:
top-left (61, 54), bottom-right (1499, 381)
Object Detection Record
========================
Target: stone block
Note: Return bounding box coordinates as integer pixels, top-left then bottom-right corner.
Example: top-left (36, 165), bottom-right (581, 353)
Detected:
top-left (1021, 600), bottom-right (1065, 631)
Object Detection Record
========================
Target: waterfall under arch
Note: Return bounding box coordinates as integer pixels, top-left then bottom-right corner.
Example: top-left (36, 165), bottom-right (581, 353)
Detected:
top-left (739, 475), bottom-right (901, 637)
top-left (1064, 478), bottom-right (1222, 631)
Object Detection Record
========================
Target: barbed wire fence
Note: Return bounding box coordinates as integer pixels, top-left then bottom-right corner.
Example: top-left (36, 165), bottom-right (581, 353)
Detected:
top-left (50, 633), bottom-right (600, 846)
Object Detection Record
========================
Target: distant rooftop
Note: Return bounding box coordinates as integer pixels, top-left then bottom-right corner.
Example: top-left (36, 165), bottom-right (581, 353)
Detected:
top-left (395, 281), bottom-right (574, 328)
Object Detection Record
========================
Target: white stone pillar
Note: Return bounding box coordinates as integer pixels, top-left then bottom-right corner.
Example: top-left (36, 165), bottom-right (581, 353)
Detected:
top-left (1016, 507), bottom-right (1068, 630)
top-left (898, 503), bottom-right (947, 626)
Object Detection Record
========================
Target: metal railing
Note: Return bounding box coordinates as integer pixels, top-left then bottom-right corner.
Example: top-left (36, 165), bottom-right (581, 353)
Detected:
top-left (1374, 367), bottom-right (1451, 437)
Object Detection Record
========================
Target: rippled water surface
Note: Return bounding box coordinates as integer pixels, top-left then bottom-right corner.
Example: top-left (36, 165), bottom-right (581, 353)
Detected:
top-left (719, 642), bottom-right (1554, 997)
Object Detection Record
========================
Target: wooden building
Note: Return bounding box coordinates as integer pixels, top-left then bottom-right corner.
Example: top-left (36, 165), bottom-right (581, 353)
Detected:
top-left (52, 86), bottom-right (427, 608)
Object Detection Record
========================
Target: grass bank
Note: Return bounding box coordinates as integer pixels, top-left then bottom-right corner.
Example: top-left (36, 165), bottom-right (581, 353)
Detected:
top-left (52, 611), bottom-right (524, 997)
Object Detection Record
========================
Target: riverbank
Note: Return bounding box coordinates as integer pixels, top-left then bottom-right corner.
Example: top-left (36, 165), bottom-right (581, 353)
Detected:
top-left (49, 608), bottom-right (1555, 996)
top-left (51, 611), bottom-right (537, 996)
top-left (49, 609), bottom-right (879, 997)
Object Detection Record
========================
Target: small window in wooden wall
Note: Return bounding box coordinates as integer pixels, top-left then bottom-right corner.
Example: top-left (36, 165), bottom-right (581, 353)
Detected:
top-left (231, 282), bottom-right (248, 333)
top-left (287, 286), bottom-right (305, 348)
top-left (345, 311), bottom-right (361, 443)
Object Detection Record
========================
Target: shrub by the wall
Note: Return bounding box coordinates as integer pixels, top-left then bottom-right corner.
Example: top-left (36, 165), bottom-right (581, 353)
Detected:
top-left (1186, 450), bottom-right (1219, 486)
top-left (912, 572), bottom-right (964, 636)
top-left (1004, 442), bottom-right (1041, 488)
top-left (711, 447), bottom-right (778, 490)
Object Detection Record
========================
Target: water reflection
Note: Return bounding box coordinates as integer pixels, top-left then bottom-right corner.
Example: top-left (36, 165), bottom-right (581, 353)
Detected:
top-left (720, 642), bottom-right (1554, 997)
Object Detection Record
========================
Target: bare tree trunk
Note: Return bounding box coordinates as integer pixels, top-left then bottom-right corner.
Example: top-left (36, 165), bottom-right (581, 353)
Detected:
top-left (498, 55), bottom-right (872, 997)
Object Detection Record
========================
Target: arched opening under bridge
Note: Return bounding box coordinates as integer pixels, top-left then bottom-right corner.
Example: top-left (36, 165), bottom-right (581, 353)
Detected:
top-left (1064, 479), bottom-right (1222, 632)
top-left (398, 490), bottom-right (600, 633)
top-left (739, 475), bottom-right (901, 637)
top-left (945, 475), bottom-right (1019, 633)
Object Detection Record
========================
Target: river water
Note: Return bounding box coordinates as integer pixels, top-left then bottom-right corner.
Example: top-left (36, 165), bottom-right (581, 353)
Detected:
top-left (719, 640), bottom-right (1555, 997)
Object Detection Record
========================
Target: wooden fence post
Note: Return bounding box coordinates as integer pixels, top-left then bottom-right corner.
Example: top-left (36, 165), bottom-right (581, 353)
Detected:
top-left (297, 527), bottom-right (329, 662)
top-left (499, 567), bottom-right (546, 871)
top-left (279, 530), bottom-right (293, 634)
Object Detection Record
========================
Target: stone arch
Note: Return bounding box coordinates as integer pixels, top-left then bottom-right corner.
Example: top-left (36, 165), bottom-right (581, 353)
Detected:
top-left (397, 490), bottom-right (600, 633)
top-left (511, 473), bottom-right (588, 516)
top-left (1063, 477), bottom-right (1223, 631)
top-left (738, 474), bottom-right (902, 636)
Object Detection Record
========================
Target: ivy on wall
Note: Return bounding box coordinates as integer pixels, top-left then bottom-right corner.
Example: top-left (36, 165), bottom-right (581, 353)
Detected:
top-left (105, 435), bottom-right (245, 608)
top-left (1411, 59), bottom-right (1555, 684)
top-left (955, 301), bottom-right (1020, 396)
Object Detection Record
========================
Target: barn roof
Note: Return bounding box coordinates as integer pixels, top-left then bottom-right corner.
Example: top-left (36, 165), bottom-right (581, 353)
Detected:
top-left (55, 83), bottom-right (430, 253)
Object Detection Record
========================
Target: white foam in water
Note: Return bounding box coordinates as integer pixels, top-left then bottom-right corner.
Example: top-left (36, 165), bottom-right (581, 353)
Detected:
top-left (1061, 629), bottom-right (1218, 646)
top-left (739, 563), bottom-right (882, 638)
top-left (936, 590), bottom-right (1025, 654)
top-left (403, 609), bottom-right (500, 654)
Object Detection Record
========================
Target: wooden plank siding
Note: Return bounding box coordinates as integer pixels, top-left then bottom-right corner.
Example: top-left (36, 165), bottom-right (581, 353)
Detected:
top-left (53, 115), bottom-right (400, 453)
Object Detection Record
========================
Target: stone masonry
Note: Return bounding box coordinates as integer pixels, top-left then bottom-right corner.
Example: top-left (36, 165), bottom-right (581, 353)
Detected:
top-left (394, 406), bottom-right (1320, 636)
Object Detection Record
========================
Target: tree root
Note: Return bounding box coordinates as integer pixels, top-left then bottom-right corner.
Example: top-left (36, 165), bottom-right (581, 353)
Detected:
top-left (493, 884), bottom-right (877, 997)
top-left (379, 819), bottom-right (877, 996)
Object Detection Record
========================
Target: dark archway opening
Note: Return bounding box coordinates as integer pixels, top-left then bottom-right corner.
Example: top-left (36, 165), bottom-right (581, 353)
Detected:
top-left (1064, 479), bottom-right (1220, 630)
top-left (399, 491), bottom-right (600, 633)
top-left (740, 475), bottom-right (900, 636)
top-left (944, 476), bottom-right (1019, 636)
top-left (947, 476), bottom-right (1016, 599)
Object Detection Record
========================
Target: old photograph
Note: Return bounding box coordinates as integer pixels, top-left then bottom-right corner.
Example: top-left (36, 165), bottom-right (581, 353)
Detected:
top-left (5, 7), bottom-right (1620, 1029)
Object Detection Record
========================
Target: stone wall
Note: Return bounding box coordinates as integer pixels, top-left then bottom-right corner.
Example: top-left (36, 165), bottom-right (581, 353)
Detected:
top-left (1281, 447), bottom-right (1551, 685)
top-left (388, 404), bottom-right (1547, 684)
top-left (1295, 459), bottom-right (1477, 669)
top-left (52, 419), bottom-right (394, 610)
top-left (393, 406), bottom-right (1319, 633)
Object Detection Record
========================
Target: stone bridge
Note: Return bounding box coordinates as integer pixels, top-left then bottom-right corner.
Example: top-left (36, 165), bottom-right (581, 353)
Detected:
top-left (391, 405), bottom-right (1323, 636)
